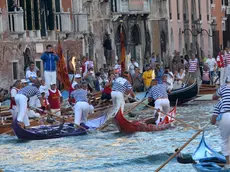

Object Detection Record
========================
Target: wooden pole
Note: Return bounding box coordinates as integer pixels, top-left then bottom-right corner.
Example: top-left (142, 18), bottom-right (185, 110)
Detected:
top-left (155, 129), bottom-right (203, 172)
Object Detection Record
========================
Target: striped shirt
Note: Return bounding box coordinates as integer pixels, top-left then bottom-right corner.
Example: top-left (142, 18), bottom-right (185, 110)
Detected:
top-left (70, 89), bottom-right (88, 102)
top-left (212, 100), bottom-right (230, 115)
top-left (225, 53), bottom-right (230, 65)
top-left (148, 83), bottom-right (168, 100)
top-left (112, 77), bottom-right (132, 94)
top-left (216, 84), bottom-right (230, 112)
top-left (17, 85), bottom-right (41, 98)
top-left (188, 58), bottom-right (198, 72)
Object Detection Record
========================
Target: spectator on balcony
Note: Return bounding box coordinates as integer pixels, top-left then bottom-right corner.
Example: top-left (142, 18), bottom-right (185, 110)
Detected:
top-left (41, 45), bottom-right (60, 88)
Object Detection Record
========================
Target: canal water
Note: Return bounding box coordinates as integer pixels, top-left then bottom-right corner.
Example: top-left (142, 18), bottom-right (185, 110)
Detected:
top-left (0, 100), bottom-right (221, 172)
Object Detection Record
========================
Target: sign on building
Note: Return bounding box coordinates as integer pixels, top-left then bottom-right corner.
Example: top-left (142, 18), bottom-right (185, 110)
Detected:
top-left (129, 0), bottom-right (144, 11)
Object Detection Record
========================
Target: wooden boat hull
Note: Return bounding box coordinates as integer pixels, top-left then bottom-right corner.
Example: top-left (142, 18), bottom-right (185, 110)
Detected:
top-left (169, 81), bottom-right (198, 105)
top-left (114, 106), bottom-right (176, 133)
top-left (12, 113), bottom-right (107, 140)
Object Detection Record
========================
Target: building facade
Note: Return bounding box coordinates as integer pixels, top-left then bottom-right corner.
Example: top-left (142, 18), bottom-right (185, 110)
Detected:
top-left (211, 0), bottom-right (228, 56)
top-left (167, 0), bottom-right (216, 60)
top-left (0, 0), bottom-right (86, 88)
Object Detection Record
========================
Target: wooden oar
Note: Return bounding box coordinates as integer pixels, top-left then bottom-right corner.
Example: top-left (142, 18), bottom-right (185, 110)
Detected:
top-left (155, 129), bottom-right (203, 172)
top-left (97, 98), bottom-right (147, 131)
top-left (30, 106), bottom-right (90, 132)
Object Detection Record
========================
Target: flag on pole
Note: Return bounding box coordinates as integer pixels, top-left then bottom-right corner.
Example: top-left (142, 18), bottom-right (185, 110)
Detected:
top-left (57, 39), bottom-right (71, 90)
top-left (120, 26), bottom-right (126, 73)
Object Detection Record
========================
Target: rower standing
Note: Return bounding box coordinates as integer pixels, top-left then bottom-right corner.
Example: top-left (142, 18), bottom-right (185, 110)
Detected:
top-left (148, 78), bottom-right (170, 124)
top-left (15, 83), bottom-right (43, 127)
top-left (10, 80), bottom-right (21, 117)
top-left (211, 100), bottom-right (230, 169)
top-left (111, 75), bottom-right (135, 113)
top-left (70, 83), bottom-right (90, 127)
top-left (47, 82), bottom-right (63, 116)
top-left (212, 77), bottom-right (230, 169)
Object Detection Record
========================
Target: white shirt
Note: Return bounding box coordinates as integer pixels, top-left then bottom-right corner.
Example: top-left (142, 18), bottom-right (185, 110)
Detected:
top-left (129, 62), bottom-right (139, 75)
top-left (205, 58), bottom-right (216, 71)
top-left (177, 73), bottom-right (185, 80)
top-left (26, 70), bottom-right (37, 84)
top-left (11, 88), bottom-right (17, 98)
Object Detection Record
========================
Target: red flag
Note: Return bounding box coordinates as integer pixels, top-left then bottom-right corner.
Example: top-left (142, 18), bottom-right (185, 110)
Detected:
top-left (57, 39), bottom-right (71, 90)
top-left (120, 26), bottom-right (126, 73)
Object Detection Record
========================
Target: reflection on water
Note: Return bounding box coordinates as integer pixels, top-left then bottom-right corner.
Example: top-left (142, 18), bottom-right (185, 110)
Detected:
top-left (0, 101), bottom-right (221, 172)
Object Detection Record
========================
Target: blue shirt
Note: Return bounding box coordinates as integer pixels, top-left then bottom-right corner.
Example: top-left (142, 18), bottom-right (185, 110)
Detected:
top-left (148, 83), bottom-right (168, 100)
top-left (41, 52), bottom-right (59, 71)
top-left (70, 89), bottom-right (88, 102)
top-left (18, 85), bottom-right (41, 98)
top-left (112, 77), bottom-right (132, 94)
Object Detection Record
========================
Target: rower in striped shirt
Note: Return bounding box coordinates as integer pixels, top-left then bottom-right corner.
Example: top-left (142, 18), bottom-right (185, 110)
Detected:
top-left (148, 78), bottom-right (170, 125)
top-left (111, 75), bottom-right (135, 113)
top-left (15, 82), bottom-right (44, 127)
top-left (211, 99), bottom-right (230, 169)
top-left (188, 54), bottom-right (199, 80)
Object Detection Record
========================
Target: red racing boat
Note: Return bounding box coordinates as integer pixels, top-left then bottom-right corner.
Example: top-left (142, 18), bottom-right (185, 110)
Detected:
top-left (114, 106), bottom-right (177, 133)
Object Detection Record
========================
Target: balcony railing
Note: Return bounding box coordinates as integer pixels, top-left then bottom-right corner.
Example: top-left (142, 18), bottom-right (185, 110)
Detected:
top-left (112, 0), bottom-right (150, 13)
top-left (73, 13), bottom-right (88, 33)
top-left (8, 8), bottom-right (24, 33)
top-left (0, 8), bottom-right (3, 33)
top-left (56, 9), bottom-right (71, 33)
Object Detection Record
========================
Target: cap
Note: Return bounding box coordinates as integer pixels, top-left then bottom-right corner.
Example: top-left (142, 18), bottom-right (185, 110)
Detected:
top-left (75, 74), bottom-right (82, 78)
top-left (50, 81), bottom-right (56, 85)
top-left (21, 79), bottom-right (28, 83)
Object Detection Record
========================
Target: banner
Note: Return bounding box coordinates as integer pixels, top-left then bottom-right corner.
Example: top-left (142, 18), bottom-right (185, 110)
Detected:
top-left (120, 27), bottom-right (126, 73)
top-left (57, 39), bottom-right (71, 90)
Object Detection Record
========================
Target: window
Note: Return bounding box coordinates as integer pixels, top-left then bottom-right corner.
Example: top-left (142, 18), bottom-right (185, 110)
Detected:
top-left (177, 0), bottom-right (180, 20)
top-left (207, 0), bottom-right (210, 21)
top-left (169, 0), bottom-right (172, 20)
top-left (12, 61), bottom-right (19, 80)
top-left (198, 0), bottom-right (202, 20)
top-left (35, 59), bottom-right (43, 78)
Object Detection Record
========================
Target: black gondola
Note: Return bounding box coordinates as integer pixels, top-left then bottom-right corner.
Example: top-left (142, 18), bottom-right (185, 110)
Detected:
top-left (169, 80), bottom-right (198, 105)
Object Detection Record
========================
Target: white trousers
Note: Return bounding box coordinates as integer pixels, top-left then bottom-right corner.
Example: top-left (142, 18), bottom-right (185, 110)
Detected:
top-left (10, 105), bottom-right (18, 118)
top-left (219, 112), bottom-right (230, 156)
top-left (51, 109), bottom-right (61, 116)
top-left (111, 91), bottom-right (125, 114)
top-left (44, 71), bottom-right (56, 88)
top-left (29, 95), bottom-right (41, 108)
top-left (74, 101), bottom-right (90, 125)
top-left (15, 94), bottom-right (30, 127)
top-left (154, 98), bottom-right (170, 125)
top-left (220, 68), bottom-right (226, 86)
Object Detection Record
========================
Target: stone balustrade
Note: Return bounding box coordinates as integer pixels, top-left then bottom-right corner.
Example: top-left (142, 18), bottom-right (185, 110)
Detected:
top-left (73, 13), bottom-right (88, 33)
top-left (56, 8), bottom-right (71, 33)
top-left (113, 0), bottom-right (150, 13)
top-left (8, 7), bottom-right (24, 33)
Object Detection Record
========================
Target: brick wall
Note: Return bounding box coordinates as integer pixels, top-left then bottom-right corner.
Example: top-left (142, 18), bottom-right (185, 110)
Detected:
top-left (0, 39), bottom-right (82, 89)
